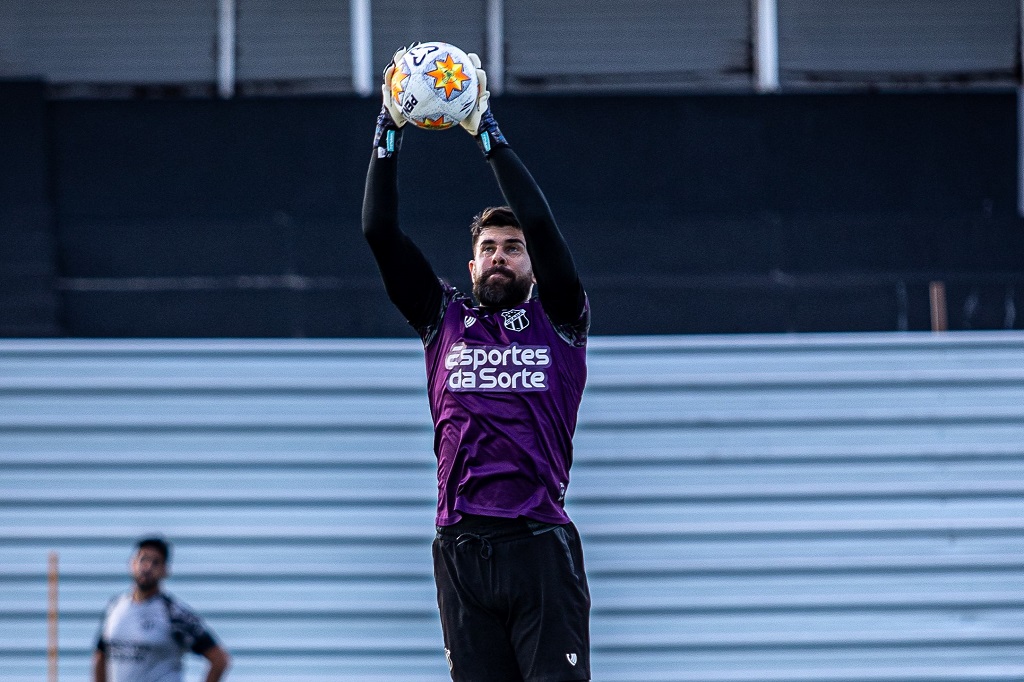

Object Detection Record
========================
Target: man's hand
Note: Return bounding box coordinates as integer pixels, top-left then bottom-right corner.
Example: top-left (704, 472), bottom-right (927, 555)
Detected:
top-left (381, 47), bottom-right (409, 128)
top-left (459, 53), bottom-right (490, 136)
top-left (374, 47), bottom-right (412, 157)
top-left (459, 54), bottom-right (508, 158)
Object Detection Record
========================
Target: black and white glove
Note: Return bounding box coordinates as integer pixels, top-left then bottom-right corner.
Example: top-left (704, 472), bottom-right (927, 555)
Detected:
top-left (373, 47), bottom-right (409, 158)
top-left (459, 53), bottom-right (508, 158)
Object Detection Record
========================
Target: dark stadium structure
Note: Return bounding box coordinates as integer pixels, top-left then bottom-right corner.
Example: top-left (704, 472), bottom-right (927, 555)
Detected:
top-left (3, 83), bottom-right (1022, 338)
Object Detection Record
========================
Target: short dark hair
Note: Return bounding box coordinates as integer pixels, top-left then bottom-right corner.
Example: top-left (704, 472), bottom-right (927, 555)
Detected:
top-left (136, 537), bottom-right (171, 563)
top-left (470, 206), bottom-right (520, 250)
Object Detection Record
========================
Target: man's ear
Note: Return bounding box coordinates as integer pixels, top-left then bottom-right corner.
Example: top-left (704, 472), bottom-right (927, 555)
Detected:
top-left (468, 259), bottom-right (476, 279)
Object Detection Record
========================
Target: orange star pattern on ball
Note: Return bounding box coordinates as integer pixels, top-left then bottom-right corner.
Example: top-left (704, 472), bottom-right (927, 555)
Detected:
top-left (390, 63), bottom-right (409, 103)
top-left (420, 115), bottom-right (453, 129)
top-left (425, 54), bottom-right (471, 99)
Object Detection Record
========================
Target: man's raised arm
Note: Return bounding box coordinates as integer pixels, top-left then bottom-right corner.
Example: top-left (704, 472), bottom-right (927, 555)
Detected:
top-left (458, 59), bottom-right (585, 327)
top-left (361, 48), bottom-right (443, 332)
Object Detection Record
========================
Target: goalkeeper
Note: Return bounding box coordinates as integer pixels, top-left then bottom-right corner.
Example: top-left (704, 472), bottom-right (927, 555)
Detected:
top-left (362, 47), bottom-right (592, 682)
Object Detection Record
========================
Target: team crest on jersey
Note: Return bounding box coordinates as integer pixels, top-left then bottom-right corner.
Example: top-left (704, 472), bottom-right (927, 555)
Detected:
top-left (464, 315), bottom-right (476, 328)
top-left (502, 308), bottom-right (529, 332)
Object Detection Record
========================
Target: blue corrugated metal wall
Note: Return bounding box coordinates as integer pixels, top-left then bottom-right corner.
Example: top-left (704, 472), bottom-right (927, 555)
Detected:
top-left (2, 333), bottom-right (1024, 681)
top-left (2, 1), bottom-right (1018, 91)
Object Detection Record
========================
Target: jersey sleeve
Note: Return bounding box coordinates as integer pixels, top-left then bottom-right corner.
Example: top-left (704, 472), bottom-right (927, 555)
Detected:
top-left (94, 596), bottom-right (117, 652)
top-left (165, 596), bottom-right (218, 655)
top-left (418, 281), bottom-right (464, 348)
top-left (550, 293), bottom-right (590, 348)
top-left (95, 617), bottom-right (107, 652)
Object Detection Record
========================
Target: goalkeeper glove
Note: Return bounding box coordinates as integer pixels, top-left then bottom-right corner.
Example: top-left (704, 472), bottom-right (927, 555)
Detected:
top-left (374, 47), bottom-right (410, 158)
top-left (459, 54), bottom-right (508, 158)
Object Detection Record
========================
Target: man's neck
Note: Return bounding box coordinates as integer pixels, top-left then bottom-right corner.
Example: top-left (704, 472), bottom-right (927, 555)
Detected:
top-left (476, 297), bottom-right (531, 312)
top-left (132, 586), bottom-right (160, 603)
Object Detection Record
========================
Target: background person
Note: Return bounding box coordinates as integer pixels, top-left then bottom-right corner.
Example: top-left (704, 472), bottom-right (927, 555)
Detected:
top-left (93, 537), bottom-right (230, 682)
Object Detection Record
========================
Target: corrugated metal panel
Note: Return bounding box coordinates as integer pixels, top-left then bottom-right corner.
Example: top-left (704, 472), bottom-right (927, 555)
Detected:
top-left (236, 0), bottom-right (351, 89)
top-left (2, 2), bottom-right (1018, 94)
top-left (780, 0), bottom-right (1018, 87)
top-left (370, 0), bottom-right (486, 84)
top-left (0, 0), bottom-right (216, 84)
top-left (505, 0), bottom-right (751, 92)
top-left (2, 332), bottom-right (1024, 681)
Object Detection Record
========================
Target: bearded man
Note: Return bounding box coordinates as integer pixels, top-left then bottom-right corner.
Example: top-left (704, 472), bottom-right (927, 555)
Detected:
top-left (361, 47), bottom-right (592, 682)
top-left (93, 538), bottom-right (230, 682)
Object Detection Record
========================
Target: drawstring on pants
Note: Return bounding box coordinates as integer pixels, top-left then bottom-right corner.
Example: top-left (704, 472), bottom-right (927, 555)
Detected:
top-left (456, 532), bottom-right (493, 559)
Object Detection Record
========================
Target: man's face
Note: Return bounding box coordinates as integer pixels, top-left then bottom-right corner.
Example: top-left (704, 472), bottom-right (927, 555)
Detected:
top-left (469, 225), bottom-right (535, 308)
top-left (130, 547), bottom-right (167, 593)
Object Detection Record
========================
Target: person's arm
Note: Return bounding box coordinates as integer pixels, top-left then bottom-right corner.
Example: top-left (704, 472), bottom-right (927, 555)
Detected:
top-left (487, 145), bottom-right (585, 326)
top-left (361, 50), bottom-right (443, 333)
top-left (201, 644), bottom-right (231, 682)
top-left (459, 60), bottom-right (585, 326)
top-left (92, 649), bottom-right (106, 682)
top-left (362, 140), bottom-right (443, 331)
top-left (167, 597), bottom-right (229, 682)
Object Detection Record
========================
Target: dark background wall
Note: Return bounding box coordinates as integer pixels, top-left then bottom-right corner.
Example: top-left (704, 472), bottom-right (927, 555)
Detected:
top-left (0, 81), bottom-right (59, 336)
top-left (5, 83), bottom-right (1023, 337)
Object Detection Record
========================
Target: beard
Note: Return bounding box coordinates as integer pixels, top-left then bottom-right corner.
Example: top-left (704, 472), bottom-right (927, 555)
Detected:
top-left (134, 574), bottom-right (160, 592)
top-left (473, 266), bottom-right (533, 308)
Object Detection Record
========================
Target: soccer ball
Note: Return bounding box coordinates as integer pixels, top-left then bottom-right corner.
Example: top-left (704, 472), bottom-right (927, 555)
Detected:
top-left (390, 42), bottom-right (480, 130)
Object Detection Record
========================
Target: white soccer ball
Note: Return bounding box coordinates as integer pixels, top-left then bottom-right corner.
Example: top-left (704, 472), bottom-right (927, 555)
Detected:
top-left (390, 42), bottom-right (480, 130)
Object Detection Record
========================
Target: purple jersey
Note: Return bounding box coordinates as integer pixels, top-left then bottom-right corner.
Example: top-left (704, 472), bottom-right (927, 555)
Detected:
top-left (421, 282), bottom-right (589, 526)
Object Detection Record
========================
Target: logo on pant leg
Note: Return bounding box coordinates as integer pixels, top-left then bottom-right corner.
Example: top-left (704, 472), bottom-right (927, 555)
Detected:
top-left (445, 648), bottom-right (453, 672)
top-left (566, 652), bottom-right (578, 666)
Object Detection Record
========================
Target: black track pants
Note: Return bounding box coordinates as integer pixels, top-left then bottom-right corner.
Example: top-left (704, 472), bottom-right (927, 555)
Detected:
top-left (433, 518), bottom-right (591, 682)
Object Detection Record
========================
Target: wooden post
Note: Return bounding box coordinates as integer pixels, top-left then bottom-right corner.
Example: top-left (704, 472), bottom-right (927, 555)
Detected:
top-left (929, 281), bottom-right (948, 332)
top-left (48, 551), bottom-right (58, 682)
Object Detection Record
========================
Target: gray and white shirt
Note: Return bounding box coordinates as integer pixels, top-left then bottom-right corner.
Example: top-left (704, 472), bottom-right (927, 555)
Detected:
top-left (96, 592), bottom-right (218, 682)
